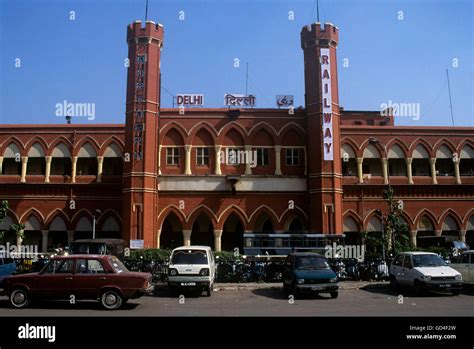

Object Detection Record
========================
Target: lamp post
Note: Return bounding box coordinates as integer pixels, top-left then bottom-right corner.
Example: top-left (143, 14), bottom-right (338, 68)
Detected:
top-left (92, 209), bottom-right (102, 239)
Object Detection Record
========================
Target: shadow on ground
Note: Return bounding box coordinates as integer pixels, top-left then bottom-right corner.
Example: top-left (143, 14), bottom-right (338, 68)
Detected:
top-left (360, 283), bottom-right (474, 298)
top-left (0, 298), bottom-right (139, 311)
top-left (251, 287), bottom-right (337, 300)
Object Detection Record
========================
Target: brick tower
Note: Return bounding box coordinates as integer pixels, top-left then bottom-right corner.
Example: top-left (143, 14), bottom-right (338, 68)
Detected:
top-left (301, 23), bottom-right (343, 235)
top-left (123, 21), bottom-right (164, 247)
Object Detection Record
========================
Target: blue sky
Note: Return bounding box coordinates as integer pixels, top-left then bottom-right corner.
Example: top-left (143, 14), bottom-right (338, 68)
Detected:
top-left (0, 0), bottom-right (472, 126)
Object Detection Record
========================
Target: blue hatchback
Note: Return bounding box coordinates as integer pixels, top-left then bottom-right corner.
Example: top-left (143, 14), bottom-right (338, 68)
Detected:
top-left (0, 257), bottom-right (17, 287)
top-left (282, 253), bottom-right (339, 298)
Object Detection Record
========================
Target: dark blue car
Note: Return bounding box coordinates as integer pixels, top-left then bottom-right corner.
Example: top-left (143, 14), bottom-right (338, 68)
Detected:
top-left (282, 253), bottom-right (339, 298)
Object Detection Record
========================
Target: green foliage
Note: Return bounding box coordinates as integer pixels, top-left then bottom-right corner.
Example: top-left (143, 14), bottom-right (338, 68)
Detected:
top-left (0, 200), bottom-right (8, 222)
top-left (214, 250), bottom-right (242, 261)
top-left (125, 248), bottom-right (171, 262)
top-left (11, 223), bottom-right (25, 239)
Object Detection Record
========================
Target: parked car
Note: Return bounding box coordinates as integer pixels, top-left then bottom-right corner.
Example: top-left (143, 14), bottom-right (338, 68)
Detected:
top-left (450, 250), bottom-right (474, 284)
top-left (69, 239), bottom-right (126, 259)
top-left (389, 252), bottom-right (463, 295)
top-left (3, 254), bottom-right (153, 310)
top-left (167, 246), bottom-right (216, 296)
top-left (282, 253), bottom-right (339, 298)
top-left (0, 257), bottom-right (17, 286)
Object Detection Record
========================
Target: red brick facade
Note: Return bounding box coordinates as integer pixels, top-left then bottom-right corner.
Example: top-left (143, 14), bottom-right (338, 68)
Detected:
top-left (0, 21), bottom-right (473, 252)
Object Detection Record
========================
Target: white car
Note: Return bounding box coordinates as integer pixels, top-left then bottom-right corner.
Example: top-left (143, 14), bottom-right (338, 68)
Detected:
top-left (450, 250), bottom-right (474, 284)
top-left (167, 246), bottom-right (216, 297)
top-left (389, 252), bottom-right (462, 295)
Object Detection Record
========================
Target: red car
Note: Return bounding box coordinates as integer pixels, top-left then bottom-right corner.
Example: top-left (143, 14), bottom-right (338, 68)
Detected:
top-left (3, 255), bottom-right (153, 310)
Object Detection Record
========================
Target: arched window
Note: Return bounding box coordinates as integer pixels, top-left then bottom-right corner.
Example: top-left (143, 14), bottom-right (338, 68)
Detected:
top-left (51, 143), bottom-right (71, 175)
top-left (48, 216), bottom-right (68, 250)
top-left (441, 215), bottom-right (459, 242)
top-left (103, 143), bottom-right (123, 176)
top-left (100, 216), bottom-right (121, 239)
top-left (27, 143), bottom-right (46, 175)
top-left (2, 143), bottom-right (21, 175)
top-left (460, 145), bottom-right (474, 176)
top-left (436, 145), bottom-right (454, 176)
top-left (76, 143), bottom-right (97, 176)
top-left (23, 215), bottom-right (42, 250)
top-left (343, 216), bottom-right (360, 245)
top-left (362, 145), bottom-right (382, 176)
top-left (388, 144), bottom-right (407, 176)
top-left (412, 145), bottom-right (431, 176)
top-left (74, 216), bottom-right (93, 240)
top-left (341, 144), bottom-right (356, 176)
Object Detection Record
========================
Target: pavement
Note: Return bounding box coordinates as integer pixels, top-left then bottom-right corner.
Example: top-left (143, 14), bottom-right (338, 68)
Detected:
top-left (0, 281), bottom-right (473, 316)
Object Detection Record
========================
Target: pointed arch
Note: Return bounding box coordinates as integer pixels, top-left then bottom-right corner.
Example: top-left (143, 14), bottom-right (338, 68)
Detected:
top-left (248, 205), bottom-right (280, 232)
top-left (187, 121), bottom-right (218, 139)
top-left (100, 135), bottom-right (125, 150)
top-left (48, 137), bottom-right (72, 157)
top-left (1, 137), bottom-right (25, 155)
top-left (96, 209), bottom-right (122, 228)
top-left (186, 205), bottom-right (219, 228)
top-left (74, 136), bottom-right (100, 156)
top-left (438, 209), bottom-right (462, 228)
top-left (19, 208), bottom-right (45, 226)
top-left (70, 208), bottom-right (93, 228)
top-left (413, 209), bottom-right (438, 231)
top-left (277, 122), bottom-right (306, 136)
top-left (279, 126), bottom-right (305, 146)
top-left (462, 208), bottom-right (474, 227)
top-left (386, 138), bottom-right (409, 155)
top-left (24, 137), bottom-right (49, 155)
top-left (343, 209), bottom-right (363, 229)
top-left (433, 139), bottom-right (457, 155)
top-left (248, 122), bottom-right (278, 143)
top-left (408, 138), bottom-right (434, 158)
top-left (2, 140), bottom-right (23, 157)
top-left (219, 125), bottom-right (247, 146)
top-left (193, 127), bottom-right (215, 146)
top-left (279, 206), bottom-right (309, 227)
top-left (44, 209), bottom-right (70, 229)
top-left (157, 204), bottom-right (187, 228)
top-left (217, 205), bottom-right (249, 225)
top-left (163, 126), bottom-right (186, 146)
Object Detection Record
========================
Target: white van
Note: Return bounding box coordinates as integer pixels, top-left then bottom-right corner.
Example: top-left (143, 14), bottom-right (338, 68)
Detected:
top-left (389, 252), bottom-right (462, 295)
top-left (167, 246), bottom-right (216, 297)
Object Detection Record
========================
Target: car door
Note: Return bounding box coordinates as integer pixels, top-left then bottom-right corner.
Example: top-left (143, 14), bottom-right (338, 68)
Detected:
top-left (390, 254), bottom-right (404, 283)
top-left (73, 258), bottom-right (108, 298)
top-left (454, 253), bottom-right (469, 282)
top-left (400, 255), bottom-right (414, 286)
top-left (36, 259), bottom-right (74, 298)
top-left (468, 253), bottom-right (474, 283)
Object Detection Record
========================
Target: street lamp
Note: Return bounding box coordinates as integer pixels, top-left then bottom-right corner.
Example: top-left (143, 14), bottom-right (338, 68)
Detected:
top-left (92, 209), bottom-right (102, 239)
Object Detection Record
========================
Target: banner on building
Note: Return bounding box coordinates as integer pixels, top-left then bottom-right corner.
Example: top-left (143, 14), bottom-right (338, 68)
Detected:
top-left (320, 48), bottom-right (333, 161)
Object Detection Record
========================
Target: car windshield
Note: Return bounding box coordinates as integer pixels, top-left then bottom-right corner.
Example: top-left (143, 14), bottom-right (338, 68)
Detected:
top-left (108, 256), bottom-right (128, 273)
top-left (295, 256), bottom-right (330, 270)
top-left (412, 254), bottom-right (446, 267)
top-left (171, 250), bottom-right (208, 265)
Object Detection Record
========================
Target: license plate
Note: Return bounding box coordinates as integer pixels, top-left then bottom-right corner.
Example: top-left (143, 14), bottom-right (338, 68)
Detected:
top-left (181, 282), bottom-right (196, 286)
top-left (311, 286), bottom-right (322, 291)
top-left (440, 284), bottom-right (451, 288)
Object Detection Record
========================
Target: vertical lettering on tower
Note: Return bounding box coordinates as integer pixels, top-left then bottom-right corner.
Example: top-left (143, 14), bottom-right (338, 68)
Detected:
top-left (134, 52), bottom-right (147, 161)
top-left (320, 48), bottom-right (333, 161)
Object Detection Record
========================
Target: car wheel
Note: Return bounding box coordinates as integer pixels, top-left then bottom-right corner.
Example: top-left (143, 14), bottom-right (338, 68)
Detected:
top-left (100, 290), bottom-right (123, 310)
top-left (389, 275), bottom-right (399, 291)
top-left (414, 280), bottom-right (424, 296)
top-left (330, 292), bottom-right (338, 299)
top-left (10, 288), bottom-right (29, 308)
top-left (452, 290), bottom-right (460, 296)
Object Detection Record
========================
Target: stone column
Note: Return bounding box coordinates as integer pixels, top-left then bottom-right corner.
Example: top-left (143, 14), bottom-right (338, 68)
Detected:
top-left (67, 230), bottom-right (74, 244)
top-left (459, 229), bottom-right (467, 242)
top-left (184, 145), bottom-right (192, 175)
top-left (274, 145), bottom-right (282, 175)
top-left (214, 229), bottom-right (223, 252)
top-left (182, 230), bottom-right (192, 246)
top-left (303, 147), bottom-right (308, 176)
top-left (214, 145), bottom-right (222, 175)
top-left (41, 230), bottom-right (48, 252)
top-left (405, 158), bottom-right (414, 184)
top-left (96, 156), bottom-right (104, 183)
top-left (244, 145), bottom-right (252, 175)
top-left (430, 158), bottom-right (437, 184)
top-left (44, 156), bottom-right (52, 183)
top-left (0, 156), bottom-right (3, 174)
top-left (434, 229), bottom-right (442, 237)
top-left (158, 145), bottom-right (162, 175)
top-left (381, 158), bottom-right (389, 184)
top-left (71, 156), bottom-right (78, 183)
top-left (20, 156), bottom-right (28, 182)
top-left (454, 158), bottom-right (461, 184)
top-left (409, 230), bottom-right (417, 247)
top-left (356, 157), bottom-right (364, 184)
top-left (156, 229), bottom-right (161, 248)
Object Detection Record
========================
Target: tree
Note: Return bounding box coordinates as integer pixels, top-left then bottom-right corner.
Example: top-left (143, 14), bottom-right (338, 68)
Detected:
top-left (0, 200), bottom-right (8, 240)
top-left (382, 186), bottom-right (410, 254)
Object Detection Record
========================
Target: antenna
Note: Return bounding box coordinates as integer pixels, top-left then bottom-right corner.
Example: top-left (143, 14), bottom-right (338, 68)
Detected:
top-left (317, 0), bottom-right (320, 22)
top-left (145, 0), bottom-right (149, 22)
top-left (245, 62), bottom-right (249, 95)
top-left (446, 68), bottom-right (455, 126)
